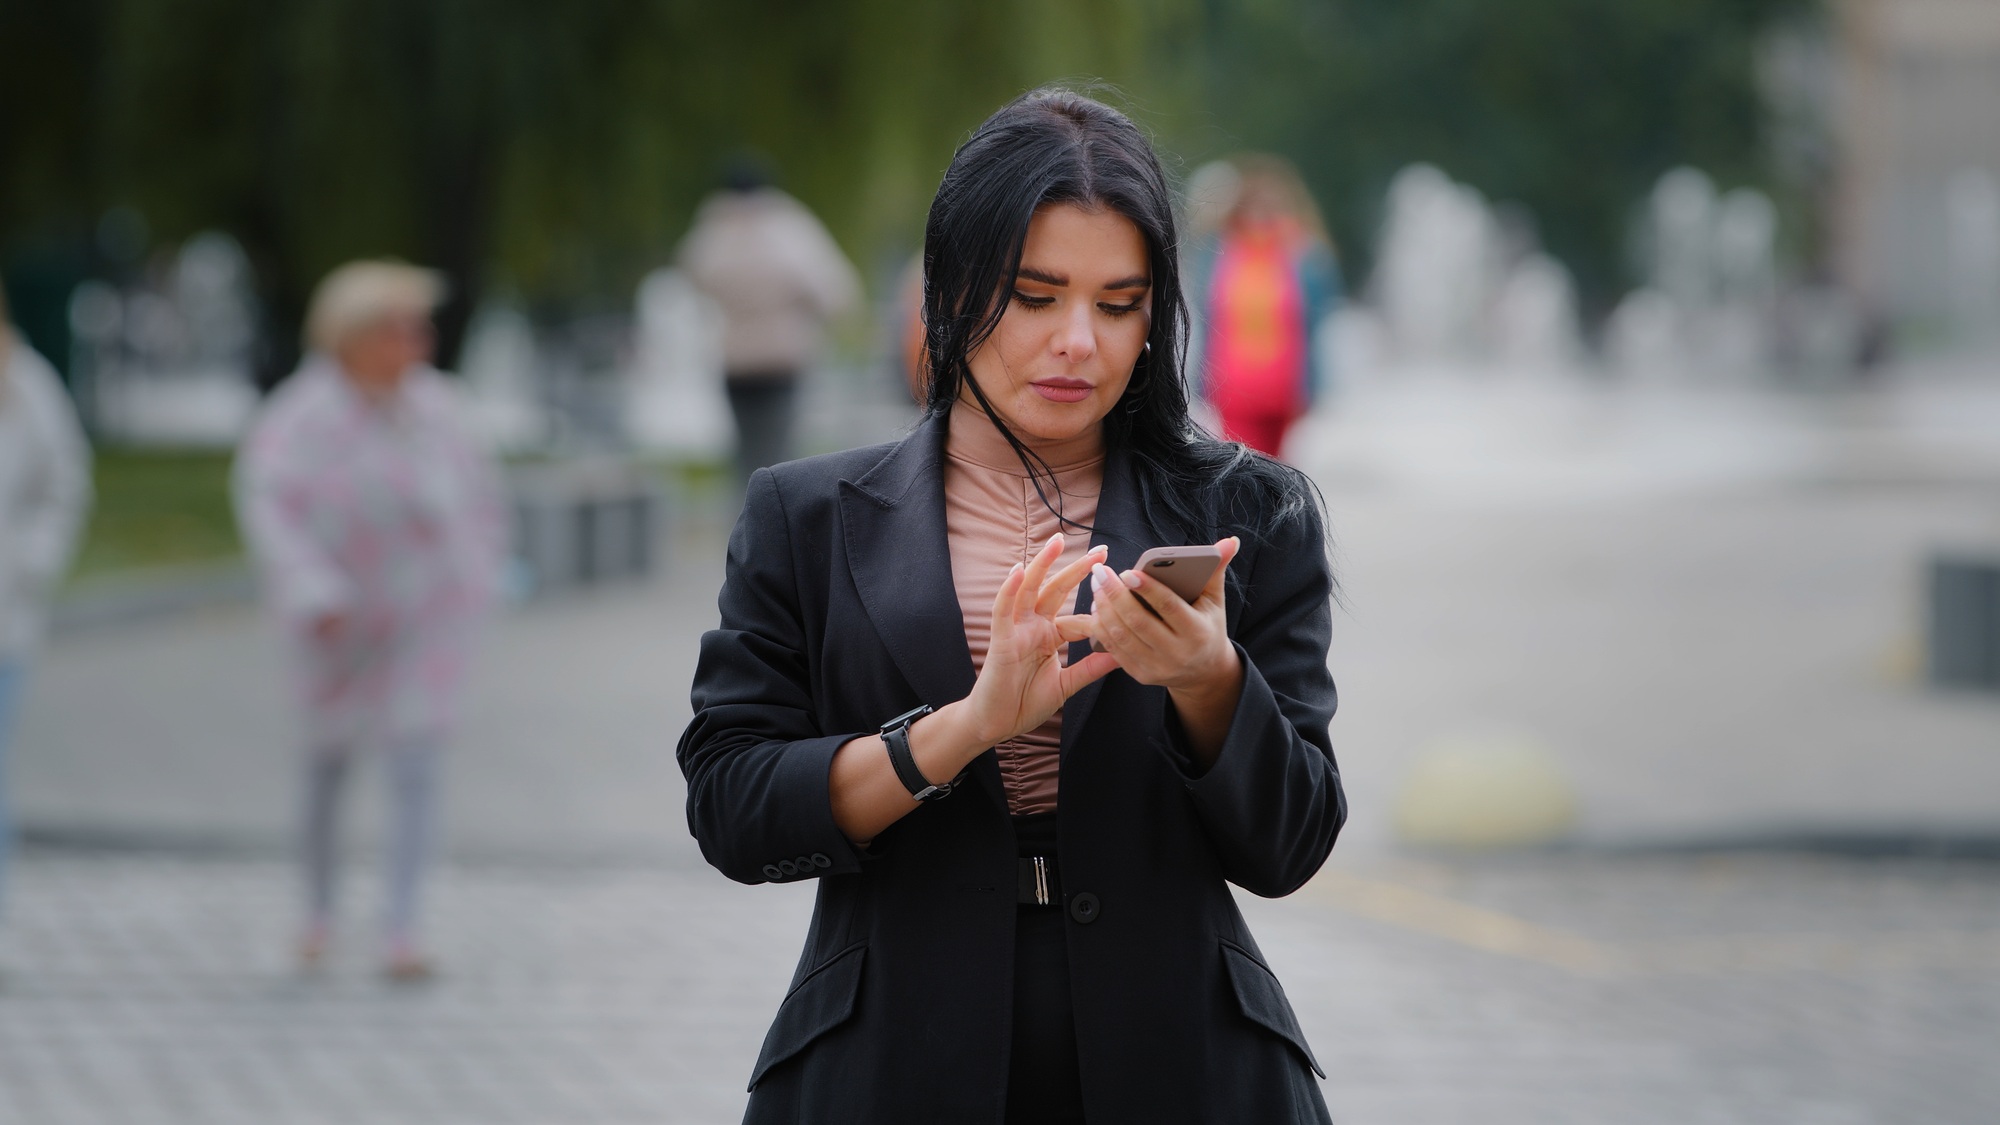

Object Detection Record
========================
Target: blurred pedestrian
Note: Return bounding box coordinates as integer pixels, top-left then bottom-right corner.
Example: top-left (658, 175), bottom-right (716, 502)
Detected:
top-left (1191, 154), bottom-right (1340, 458)
top-left (891, 250), bottom-right (927, 406)
top-left (234, 261), bottom-right (506, 980)
top-left (679, 90), bottom-right (1341, 1123)
top-left (678, 155), bottom-right (860, 483)
top-left (0, 282), bottom-right (92, 940)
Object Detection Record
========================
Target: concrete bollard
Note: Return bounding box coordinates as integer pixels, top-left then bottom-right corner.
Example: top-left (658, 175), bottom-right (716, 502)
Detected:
top-left (1394, 730), bottom-right (1578, 848)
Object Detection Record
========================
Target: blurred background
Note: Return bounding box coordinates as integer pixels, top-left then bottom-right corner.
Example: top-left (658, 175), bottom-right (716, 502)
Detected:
top-left (1, 1), bottom-right (1996, 1122)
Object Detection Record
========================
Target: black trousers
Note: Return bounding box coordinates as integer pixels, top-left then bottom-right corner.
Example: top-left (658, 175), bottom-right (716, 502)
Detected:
top-left (724, 373), bottom-right (800, 485)
top-left (1008, 813), bottom-right (1086, 1123)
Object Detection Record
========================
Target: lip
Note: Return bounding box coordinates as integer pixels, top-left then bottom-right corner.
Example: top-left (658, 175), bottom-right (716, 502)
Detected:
top-left (1030, 378), bottom-right (1093, 404)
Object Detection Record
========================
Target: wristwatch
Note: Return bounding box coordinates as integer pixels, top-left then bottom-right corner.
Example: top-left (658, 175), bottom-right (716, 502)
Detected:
top-left (880, 703), bottom-right (954, 802)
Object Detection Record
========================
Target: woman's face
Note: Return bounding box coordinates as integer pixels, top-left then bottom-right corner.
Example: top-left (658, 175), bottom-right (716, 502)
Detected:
top-left (337, 309), bottom-right (435, 396)
top-left (965, 202), bottom-right (1152, 444)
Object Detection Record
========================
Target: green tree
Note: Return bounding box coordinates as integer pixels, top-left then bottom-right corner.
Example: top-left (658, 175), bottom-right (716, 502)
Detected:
top-left (1164, 0), bottom-right (1813, 311)
top-left (3, 0), bottom-right (1168, 380)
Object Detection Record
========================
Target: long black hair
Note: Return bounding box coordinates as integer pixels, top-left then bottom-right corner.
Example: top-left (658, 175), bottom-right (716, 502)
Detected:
top-left (922, 86), bottom-right (1320, 547)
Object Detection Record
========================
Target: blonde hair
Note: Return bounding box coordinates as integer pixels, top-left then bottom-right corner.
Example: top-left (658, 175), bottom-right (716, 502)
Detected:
top-left (1227, 153), bottom-right (1331, 248)
top-left (303, 260), bottom-right (445, 353)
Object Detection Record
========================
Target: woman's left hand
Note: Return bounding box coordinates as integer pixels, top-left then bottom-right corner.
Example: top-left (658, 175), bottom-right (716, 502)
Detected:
top-left (1060, 536), bottom-right (1242, 694)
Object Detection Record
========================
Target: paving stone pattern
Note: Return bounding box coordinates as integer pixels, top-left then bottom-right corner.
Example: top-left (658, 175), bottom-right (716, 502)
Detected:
top-left (1, 849), bottom-right (1995, 1124)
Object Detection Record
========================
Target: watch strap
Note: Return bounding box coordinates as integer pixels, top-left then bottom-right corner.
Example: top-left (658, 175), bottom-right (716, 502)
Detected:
top-left (880, 704), bottom-right (949, 801)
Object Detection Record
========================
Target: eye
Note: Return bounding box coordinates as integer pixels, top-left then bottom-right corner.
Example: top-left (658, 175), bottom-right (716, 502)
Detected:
top-left (1098, 301), bottom-right (1146, 317)
top-left (1011, 291), bottom-right (1055, 311)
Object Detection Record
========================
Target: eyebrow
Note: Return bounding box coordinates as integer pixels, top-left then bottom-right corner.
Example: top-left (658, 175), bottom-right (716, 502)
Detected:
top-left (1016, 267), bottom-right (1152, 291)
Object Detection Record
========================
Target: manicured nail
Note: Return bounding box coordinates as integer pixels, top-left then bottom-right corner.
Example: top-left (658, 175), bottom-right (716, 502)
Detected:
top-left (1092, 563), bottom-right (1116, 591)
top-left (1120, 570), bottom-right (1141, 588)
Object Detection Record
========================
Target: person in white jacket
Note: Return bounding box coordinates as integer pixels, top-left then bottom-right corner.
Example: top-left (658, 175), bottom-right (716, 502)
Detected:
top-left (233, 261), bottom-right (506, 980)
top-left (679, 159), bottom-right (861, 484)
top-left (0, 283), bottom-right (93, 930)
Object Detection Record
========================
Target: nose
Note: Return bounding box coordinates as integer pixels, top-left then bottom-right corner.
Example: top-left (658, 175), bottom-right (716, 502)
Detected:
top-left (1050, 301), bottom-right (1097, 364)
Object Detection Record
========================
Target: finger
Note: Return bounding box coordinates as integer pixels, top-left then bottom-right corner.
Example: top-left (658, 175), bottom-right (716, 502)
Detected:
top-left (1198, 536), bottom-right (1239, 607)
top-left (989, 562), bottom-right (1024, 642)
top-left (1090, 565), bottom-right (1171, 659)
top-left (1053, 614), bottom-right (1096, 644)
top-left (1120, 569), bottom-right (1192, 625)
top-left (1036, 543), bottom-right (1107, 619)
top-left (1058, 651), bottom-right (1120, 697)
top-left (1017, 532), bottom-right (1066, 610)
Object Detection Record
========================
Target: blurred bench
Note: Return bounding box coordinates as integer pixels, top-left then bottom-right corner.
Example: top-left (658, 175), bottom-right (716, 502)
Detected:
top-left (1928, 549), bottom-right (2000, 691)
top-left (509, 460), bottom-right (664, 596)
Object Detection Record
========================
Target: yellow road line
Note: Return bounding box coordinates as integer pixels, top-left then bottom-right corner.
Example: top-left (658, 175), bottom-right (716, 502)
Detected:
top-left (1305, 869), bottom-right (1616, 973)
top-left (1304, 870), bottom-right (2000, 976)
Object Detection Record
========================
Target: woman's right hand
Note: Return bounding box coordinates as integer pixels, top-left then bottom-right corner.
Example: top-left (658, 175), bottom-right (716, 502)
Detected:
top-left (829, 532), bottom-right (1118, 844)
top-left (958, 533), bottom-right (1120, 745)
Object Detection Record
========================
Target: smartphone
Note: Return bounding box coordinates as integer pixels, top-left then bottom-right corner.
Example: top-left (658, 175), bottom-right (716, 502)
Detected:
top-left (1090, 545), bottom-right (1224, 651)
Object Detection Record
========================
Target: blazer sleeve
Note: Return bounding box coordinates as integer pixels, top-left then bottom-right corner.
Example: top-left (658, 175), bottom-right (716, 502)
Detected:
top-left (1170, 504), bottom-right (1344, 898)
top-left (677, 467), bottom-right (866, 885)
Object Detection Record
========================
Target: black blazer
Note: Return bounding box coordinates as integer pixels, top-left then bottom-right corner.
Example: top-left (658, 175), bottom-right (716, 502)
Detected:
top-left (678, 413), bottom-right (1345, 1124)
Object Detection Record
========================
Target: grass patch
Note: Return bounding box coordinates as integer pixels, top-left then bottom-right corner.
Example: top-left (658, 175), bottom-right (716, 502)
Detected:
top-left (65, 448), bottom-right (732, 584)
top-left (71, 448), bottom-right (241, 582)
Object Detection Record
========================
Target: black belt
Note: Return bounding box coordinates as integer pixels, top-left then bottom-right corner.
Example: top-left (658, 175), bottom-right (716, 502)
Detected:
top-left (1017, 856), bottom-right (1064, 907)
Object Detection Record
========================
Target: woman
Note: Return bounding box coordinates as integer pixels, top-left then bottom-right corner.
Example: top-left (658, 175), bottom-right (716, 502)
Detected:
top-left (0, 284), bottom-right (93, 932)
top-left (1192, 154), bottom-right (1341, 459)
top-left (679, 89), bottom-right (1344, 1123)
top-left (234, 261), bottom-right (505, 980)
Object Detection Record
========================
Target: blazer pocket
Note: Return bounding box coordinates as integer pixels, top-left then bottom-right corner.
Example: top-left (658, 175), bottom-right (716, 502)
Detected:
top-left (1220, 940), bottom-right (1325, 1079)
top-left (748, 942), bottom-right (867, 1091)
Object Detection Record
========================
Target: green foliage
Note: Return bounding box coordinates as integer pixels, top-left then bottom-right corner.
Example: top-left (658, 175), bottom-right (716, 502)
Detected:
top-left (2, 0), bottom-right (1805, 359)
top-left (2, 0), bottom-right (1168, 374)
top-left (71, 449), bottom-right (241, 580)
top-left (1166, 0), bottom-right (1812, 307)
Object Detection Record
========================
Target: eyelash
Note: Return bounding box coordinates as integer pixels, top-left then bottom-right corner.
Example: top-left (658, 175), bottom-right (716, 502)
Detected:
top-left (1010, 291), bottom-right (1145, 317)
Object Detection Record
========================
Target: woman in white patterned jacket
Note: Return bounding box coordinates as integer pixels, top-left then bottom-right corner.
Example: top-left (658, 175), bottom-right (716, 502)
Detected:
top-left (0, 281), bottom-right (93, 945)
top-left (234, 261), bottom-right (506, 980)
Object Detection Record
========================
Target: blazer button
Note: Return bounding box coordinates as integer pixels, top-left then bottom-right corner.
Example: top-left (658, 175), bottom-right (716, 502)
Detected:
top-left (761, 864), bottom-right (784, 881)
top-left (810, 853), bottom-right (832, 868)
top-left (780, 859), bottom-right (802, 876)
top-left (795, 856), bottom-right (815, 872)
top-left (1067, 891), bottom-right (1101, 925)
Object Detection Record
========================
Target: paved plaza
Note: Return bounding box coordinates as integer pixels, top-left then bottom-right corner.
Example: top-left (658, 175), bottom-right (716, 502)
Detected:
top-left (1, 848), bottom-right (1995, 1124)
top-left (5, 376), bottom-right (1999, 1122)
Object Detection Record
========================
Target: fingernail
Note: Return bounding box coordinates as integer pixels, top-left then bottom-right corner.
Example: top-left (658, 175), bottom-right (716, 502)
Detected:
top-left (1092, 563), bottom-right (1115, 589)
top-left (1120, 570), bottom-right (1141, 588)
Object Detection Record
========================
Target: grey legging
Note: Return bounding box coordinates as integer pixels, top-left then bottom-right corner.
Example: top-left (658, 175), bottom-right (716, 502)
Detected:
top-left (302, 736), bottom-right (442, 944)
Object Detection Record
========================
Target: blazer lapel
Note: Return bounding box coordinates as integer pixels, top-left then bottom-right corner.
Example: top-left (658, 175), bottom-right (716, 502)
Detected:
top-left (1061, 441), bottom-right (1153, 758)
top-left (838, 414), bottom-right (1004, 807)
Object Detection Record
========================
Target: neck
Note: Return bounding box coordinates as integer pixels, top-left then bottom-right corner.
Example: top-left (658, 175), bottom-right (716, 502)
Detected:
top-left (338, 364), bottom-right (403, 404)
top-left (946, 397), bottom-right (1104, 474)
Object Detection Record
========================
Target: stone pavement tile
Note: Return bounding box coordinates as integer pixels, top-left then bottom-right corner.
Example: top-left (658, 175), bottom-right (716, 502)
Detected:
top-left (5, 848), bottom-right (1997, 1124)
top-left (1251, 852), bottom-right (2000, 1124)
top-left (1, 852), bottom-right (812, 1125)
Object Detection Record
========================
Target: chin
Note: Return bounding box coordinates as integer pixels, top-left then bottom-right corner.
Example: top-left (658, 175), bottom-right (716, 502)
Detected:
top-left (1013, 401), bottom-right (1107, 442)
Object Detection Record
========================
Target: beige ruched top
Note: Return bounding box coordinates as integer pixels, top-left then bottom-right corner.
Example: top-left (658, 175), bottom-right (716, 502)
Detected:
top-left (943, 402), bottom-right (1104, 816)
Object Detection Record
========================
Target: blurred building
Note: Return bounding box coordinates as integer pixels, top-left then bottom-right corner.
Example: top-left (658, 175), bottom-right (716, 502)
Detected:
top-left (1828, 0), bottom-right (2000, 343)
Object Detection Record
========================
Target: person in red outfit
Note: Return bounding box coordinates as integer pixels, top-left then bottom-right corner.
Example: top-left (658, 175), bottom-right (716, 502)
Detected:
top-left (1192, 156), bottom-right (1340, 459)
